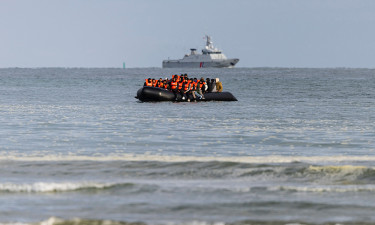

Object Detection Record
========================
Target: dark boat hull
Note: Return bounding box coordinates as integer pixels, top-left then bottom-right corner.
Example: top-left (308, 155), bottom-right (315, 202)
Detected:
top-left (136, 87), bottom-right (237, 102)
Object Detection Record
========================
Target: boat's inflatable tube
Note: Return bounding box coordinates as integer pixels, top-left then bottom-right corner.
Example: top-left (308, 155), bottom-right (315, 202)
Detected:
top-left (136, 86), bottom-right (237, 102)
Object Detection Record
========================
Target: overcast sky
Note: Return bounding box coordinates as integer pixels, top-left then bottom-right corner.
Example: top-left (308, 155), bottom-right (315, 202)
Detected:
top-left (1, 0), bottom-right (375, 68)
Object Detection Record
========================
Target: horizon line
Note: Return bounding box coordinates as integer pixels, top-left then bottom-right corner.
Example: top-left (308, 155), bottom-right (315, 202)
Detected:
top-left (1, 66), bottom-right (374, 70)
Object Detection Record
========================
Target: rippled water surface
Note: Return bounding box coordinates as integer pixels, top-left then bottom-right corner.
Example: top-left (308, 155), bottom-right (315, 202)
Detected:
top-left (0, 67), bottom-right (375, 225)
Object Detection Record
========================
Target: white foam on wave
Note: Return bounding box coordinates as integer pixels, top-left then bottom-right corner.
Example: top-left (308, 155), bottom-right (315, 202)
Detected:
top-left (274, 184), bottom-right (375, 193)
top-left (0, 222), bottom-right (29, 225)
top-left (1, 153), bottom-right (375, 164)
top-left (166, 221), bottom-right (225, 225)
top-left (307, 165), bottom-right (371, 174)
top-left (0, 182), bottom-right (113, 193)
top-left (0, 217), bottom-right (140, 225)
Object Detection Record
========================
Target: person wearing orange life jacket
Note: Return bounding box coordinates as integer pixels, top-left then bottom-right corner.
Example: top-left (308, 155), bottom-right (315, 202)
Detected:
top-left (188, 78), bottom-right (197, 101)
top-left (179, 74), bottom-right (185, 81)
top-left (172, 74), bottom-right (180, 82)
top-left (169, 76), bottom-right (179, 100)
top-left (177, 76), bottom-right (184, 93)
top-left (163, 80), bottom-right (169, 89)
top-left (191, 78), bottom-right (198, 91)
top-left (169, 76), bottom-right (178, 90)
top-left (156, 78), bottom-right (164, 88)
top-left (196, 77), bottom-right (206, 99)
top-left (187, 78), bottom-right (192, 93)
top-left (180, 78), bottom-right (191, 101)
top-left (151, 79), bottom-right (157, 87)
top-left (156, 80), bottom-right (163, 88)
top-left (144, 78), bottom-right (153, 87)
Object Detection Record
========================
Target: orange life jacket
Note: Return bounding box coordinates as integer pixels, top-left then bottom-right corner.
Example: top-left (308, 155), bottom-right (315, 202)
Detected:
top-left (178, 81), bottom-right (183, 90)
top-left (170, 80), bottom-right (178, 90)
top-left (191, 81), bottom-right (198, 90)
top-left (172, 75), bottom-right (180, 81)
top-left (145, 79), bottom-right (153, 87)
top-left (157, 81), bottom-right (164, 88)
top-left (199, 81), bottom-right (206, 89)
top-left (183, 82), bottom-right (190, 91)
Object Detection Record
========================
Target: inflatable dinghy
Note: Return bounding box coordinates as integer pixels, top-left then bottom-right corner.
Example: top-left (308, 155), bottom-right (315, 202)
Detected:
top-left (136, 86), bottom-right (237, 102)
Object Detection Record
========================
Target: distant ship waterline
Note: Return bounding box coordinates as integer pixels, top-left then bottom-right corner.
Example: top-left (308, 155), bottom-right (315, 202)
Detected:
top-left (162, 36), bottom-right (239, 68)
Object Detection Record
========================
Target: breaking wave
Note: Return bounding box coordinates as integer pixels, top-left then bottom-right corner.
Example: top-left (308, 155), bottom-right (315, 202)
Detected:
top-left (2, 163), bottom-right (375, 194)
top-left (2, 154), bottom-right (375, 193)
top-left (0, 182), bottom-right (136, 193)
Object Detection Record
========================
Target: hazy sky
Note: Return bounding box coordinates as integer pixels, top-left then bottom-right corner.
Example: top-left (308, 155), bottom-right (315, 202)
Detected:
top-left (1, 0), bottom-right (375, 68)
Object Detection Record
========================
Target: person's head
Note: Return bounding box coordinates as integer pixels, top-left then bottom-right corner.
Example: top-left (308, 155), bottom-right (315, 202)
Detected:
top-left (148, 78), bottom-right (151, 81)
top-left (159, 78), bottom-right (162, 81)
top-left (200, 77), bottom-right (204, 81)
top-left (216, 78), bottom-right (219, 82)
top-left (211, 78), bottom-right (215, 82)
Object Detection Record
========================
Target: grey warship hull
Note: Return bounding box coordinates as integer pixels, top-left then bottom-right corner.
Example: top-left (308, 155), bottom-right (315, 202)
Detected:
top-left (162, 58), bottom-right (239, 68)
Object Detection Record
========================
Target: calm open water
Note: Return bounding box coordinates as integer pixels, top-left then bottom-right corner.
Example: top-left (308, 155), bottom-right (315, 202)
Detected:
top-left (0, 67), bottom-right (375, 225)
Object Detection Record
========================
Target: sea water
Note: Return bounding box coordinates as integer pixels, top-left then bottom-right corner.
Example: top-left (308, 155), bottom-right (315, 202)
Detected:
top-left (0, 67), bottom-right (375, 225)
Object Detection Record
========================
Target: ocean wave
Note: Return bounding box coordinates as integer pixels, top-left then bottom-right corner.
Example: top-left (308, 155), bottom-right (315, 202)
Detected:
top-left (2, 155), bottom-right (375, 185)
top-left (0, 217), bottom-right (145, 225)
top-left (303, 165), bottom-right (375, 184)
top-left (0, 182), bottom-right (134, 193)
top-left (274, 184), bottom-right (375, 193)
top-left (134, 162), bottom-right (375, 184)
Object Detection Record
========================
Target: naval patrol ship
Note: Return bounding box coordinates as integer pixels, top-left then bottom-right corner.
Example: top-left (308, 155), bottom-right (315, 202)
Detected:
top-left (162, 36), bottom-right (239, 68)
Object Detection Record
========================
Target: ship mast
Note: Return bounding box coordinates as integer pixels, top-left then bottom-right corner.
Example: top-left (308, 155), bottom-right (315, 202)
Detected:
top-left (205, 35), bottom-right (214, 49)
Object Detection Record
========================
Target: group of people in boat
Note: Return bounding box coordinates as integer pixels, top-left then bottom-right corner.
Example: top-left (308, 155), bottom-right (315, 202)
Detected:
top-left (144, 74), bottom-right (223, 101)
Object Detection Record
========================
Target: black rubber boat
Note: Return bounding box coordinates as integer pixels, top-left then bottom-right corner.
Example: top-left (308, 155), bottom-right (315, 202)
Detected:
top-left (136, 86), bottom-right (237, 102)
